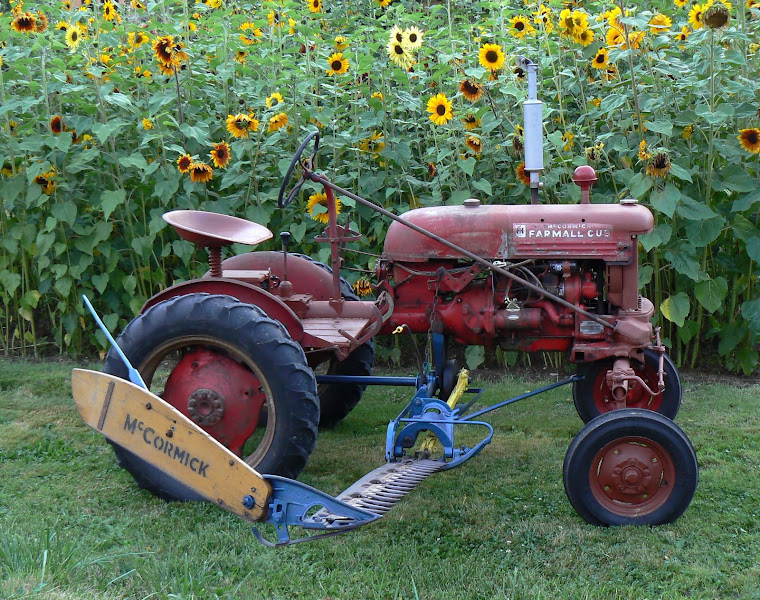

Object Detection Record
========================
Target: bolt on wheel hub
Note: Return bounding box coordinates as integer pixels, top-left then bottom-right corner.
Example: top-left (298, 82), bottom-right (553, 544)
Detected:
top-left (187, 388), bottom-right (225, 426)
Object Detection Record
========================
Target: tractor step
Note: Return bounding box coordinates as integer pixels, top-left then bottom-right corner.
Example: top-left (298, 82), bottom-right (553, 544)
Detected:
top-left (303, 458), bottom-right (443, 527)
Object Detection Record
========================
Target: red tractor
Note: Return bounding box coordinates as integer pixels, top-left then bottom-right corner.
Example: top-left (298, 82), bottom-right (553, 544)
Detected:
top-left (99, 62), bottom-right (694, 529)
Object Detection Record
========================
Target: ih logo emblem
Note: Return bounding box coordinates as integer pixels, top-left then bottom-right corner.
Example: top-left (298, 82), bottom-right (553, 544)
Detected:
top-left (514, 224), bottom-right (527, 238)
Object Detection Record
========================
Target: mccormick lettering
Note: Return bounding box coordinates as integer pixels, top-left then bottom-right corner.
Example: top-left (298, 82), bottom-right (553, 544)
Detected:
top-left (124, 414), bottom-right (209, 477)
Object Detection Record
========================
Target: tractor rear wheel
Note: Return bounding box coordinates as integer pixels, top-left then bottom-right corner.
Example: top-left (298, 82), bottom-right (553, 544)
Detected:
top-left (563, 410), bottom-right (697, 526)
top-left (572, 349), bottom-right (681, 423)
top-left (103, 293), bottom-right (319, 501)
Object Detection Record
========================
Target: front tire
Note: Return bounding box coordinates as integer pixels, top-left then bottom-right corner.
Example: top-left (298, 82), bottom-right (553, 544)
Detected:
top-left (573, 349), bottom-right (681, 423)
top-left (103, 293), bottom-right (319, 501)
top-left (564, 410), bottom-right (697, 526)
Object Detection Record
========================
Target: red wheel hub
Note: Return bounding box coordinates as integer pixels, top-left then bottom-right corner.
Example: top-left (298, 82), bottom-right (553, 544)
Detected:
top-left (592, 363), bottom-right (662, 414)
top-left (589, 436), bottom-right (675, 517)
top-left (162, 347), bottom-right (266, 456)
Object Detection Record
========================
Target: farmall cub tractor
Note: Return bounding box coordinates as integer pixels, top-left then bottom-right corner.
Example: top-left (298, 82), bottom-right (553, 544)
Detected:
top-left (73, 61), bottom-right (698, 545)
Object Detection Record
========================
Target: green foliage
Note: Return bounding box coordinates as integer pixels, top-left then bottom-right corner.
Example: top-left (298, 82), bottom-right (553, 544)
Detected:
top-left (0, 0), bottom-right (759, 372)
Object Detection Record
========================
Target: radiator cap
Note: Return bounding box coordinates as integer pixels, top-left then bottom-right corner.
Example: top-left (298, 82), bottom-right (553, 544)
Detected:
top-left (620, 197), bottom-right (638, 205)
top-left (464, 198), bottom-right (481, 208)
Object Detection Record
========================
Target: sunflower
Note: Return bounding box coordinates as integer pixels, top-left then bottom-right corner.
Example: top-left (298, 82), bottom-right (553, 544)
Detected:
top-left (513, 134), bottom-right (524, 153)
top-left (50, 115), bottom-right (64, 134)
top-left (387, 39), bottom-right (414, 70)
top-left (557, 9), bottom-right (588, 39)
top-left (308, 191), bottom-right (341, 223)
top-left (585, 142), bottom-right (604, 161)
top-left (462, 114), bottom-right (481, 130)
top-left (638, 140), bottom-right (651, 160)
top-left (647, 152), bottom-right (671, 177)
top-left (158, 61), bottom-right (176, 77)
top-left (177, 154), bottom-right (193, 173)
top-left (689, 4), bottom-right (705, 29)
top-left (606, 27), bottom-right (626, 47)
top-left (459, 79), bottom-right (483, 103)
top-left (427, 93), bottom-right (453, 126)
top-left (573, 27), bottom-right (594, 46)
top-left (266, 92), bottom-right (284, 108)
top-left (240, 22), bottom-right (262, 45)
top-left (235, 51), bottom-right (247, 64)
top-left (675, 0), bottom-right (688, 6)
top-left (128, 31), bottom-right (150, 50)
top-left (226, 113), bottom-right (251, 138)
top-left (35, 11), bottom-right (48, 32)
top-left (352, 278), bottom-right (373, 296)
top-left (371, 91), bottom-right (384, 101)
top-left (11, 12), bottom-right (37, 33)
top-left (403, 26), bottom-right (424, 49)
top-left (210, 141), bottom-right (231, 168)
top-left (377, 0), bottom-right (392, 8)
top-left (56, 21), bottom-right (69, 31)
top-left (389, 25), bottom-right (404, 44)
top-left (153, 35), bottom-right (175, 65)
top-left (326, 52), bottom-right (350, 76)
top-left (516, 161), bottom-right (531, 185)
top-left (248, 114), bottom-right (260, 132)
top-left (360, 131), bottom-right (385, 157)
top-left (533, 4), bottom-right (553, 33)
top-left (268, 112), bottom-right (288, 133)
top-left (478, 43), bottom-right (505, 71)
top-left (738, 128), bottom-right (760, 153)
top-left (142, 118), bottom-right (153, 130)
top-left (268, 10), bottom-right (285, 28)
top-left (132, 0), bottom-right (146, 8)
top-left (591, 48), bottom-right (609, 69)
top-left (334, 35), bottom-right (349, 50)
top-left (649, 13), bottom-right (672, 33)
top-left (466, 135), bottom-right (483, 154)
top-left (509, 15), bottom-right (535, 39)
top-left (34, 172), bottom-right (56, 195)
top-left (103, 1), bottom-right (121, 22)
top-left (677, 26), bottom-right (691, 42)
top-left (189, 161), bottom-right (213, 183)
top-left (683, 125), bottom-right (693, 140)
top-left (704, 3), bottom-right (730, 28)
top-left (562, 132), bottom-right (574, 151)
top-left (428, 162), bottom-right (437, 178)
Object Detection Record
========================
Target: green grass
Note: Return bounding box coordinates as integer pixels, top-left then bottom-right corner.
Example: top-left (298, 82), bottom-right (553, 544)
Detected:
top-left (1, 358), bottom-right (759, 600)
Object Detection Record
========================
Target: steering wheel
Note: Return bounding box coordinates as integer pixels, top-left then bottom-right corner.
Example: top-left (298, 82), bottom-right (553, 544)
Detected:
top-left (277, 130), bottom-right (321, 208)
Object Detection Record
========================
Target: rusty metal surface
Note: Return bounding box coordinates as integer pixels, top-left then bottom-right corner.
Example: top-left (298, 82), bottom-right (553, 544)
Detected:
top-left (163, 210), bottom-right (273, 248)
top-left (382, 203), bottom-right (653, 262)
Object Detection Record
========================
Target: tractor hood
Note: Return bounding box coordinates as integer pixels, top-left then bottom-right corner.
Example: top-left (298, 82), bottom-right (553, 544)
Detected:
top-left (383, 202), bottom-right (654, 263)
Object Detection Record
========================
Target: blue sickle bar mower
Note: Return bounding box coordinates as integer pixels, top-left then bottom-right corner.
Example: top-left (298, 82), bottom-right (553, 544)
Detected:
top-left (76, 295), bottom-right (593, 546)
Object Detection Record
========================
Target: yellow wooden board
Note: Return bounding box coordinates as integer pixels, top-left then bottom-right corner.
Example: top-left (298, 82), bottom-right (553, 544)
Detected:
top-left (71, 369), bottom-right (271, 522)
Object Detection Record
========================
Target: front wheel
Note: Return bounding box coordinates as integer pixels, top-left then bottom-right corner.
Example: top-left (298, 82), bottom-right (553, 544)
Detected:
top-left (564, 410), bottom-right (697, 526)
top-left (573, 349), bottom-right (681, 423)
top-left (103, 293), bottom-right (319, 501)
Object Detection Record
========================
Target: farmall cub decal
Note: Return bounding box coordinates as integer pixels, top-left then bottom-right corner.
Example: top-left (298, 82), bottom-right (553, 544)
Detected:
top-left (514, 223), bottom-right (612, 240)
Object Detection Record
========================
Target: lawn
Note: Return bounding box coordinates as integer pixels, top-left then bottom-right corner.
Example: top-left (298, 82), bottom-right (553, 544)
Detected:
top-left (1, 358), bottom-right (759, 599)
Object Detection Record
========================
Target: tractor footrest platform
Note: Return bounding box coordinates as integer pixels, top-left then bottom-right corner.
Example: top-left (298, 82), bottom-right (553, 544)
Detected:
top-left (303, 458), bottom-right (442, 527)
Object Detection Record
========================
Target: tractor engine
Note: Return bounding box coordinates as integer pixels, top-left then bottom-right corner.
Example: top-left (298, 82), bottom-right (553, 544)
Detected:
top-left (376, 195), bottom-right (655, 364)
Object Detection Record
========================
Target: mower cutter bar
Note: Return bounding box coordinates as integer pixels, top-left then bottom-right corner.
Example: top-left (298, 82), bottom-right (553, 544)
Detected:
top-left (303, 458), bottom-right (443, 527)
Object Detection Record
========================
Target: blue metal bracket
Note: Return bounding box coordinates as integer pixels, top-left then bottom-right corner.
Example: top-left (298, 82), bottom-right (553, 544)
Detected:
top-left (82, 294), bottom-right (146, 389)
top-left (252, 476), bottom-right (380, 547)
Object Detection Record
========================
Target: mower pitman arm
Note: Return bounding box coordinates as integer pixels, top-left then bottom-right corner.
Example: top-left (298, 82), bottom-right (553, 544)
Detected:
top-left (71, 369), bottom-right (379, 545)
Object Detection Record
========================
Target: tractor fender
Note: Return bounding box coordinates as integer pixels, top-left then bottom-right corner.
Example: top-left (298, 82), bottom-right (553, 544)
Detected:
top-left (220, 251), bottom-right (342, 300)
top-left (141, 279), bottom-right (305, 344)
